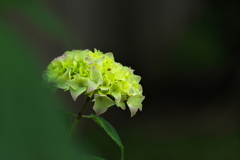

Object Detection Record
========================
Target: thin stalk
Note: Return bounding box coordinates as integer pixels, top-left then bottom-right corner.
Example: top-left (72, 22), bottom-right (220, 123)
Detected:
top-left (69, 96), bottom-right (90, 140)
top-left (121, 147), bottom-right (124, 160)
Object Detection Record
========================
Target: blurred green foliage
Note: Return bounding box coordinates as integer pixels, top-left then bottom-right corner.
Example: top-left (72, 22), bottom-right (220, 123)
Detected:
top-left (0, 1), bottom-right (90, 159)
top-left (0, 15), bottom-right (82, 160)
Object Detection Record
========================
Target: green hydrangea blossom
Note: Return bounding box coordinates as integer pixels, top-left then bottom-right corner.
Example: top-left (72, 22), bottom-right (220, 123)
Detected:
top-left (43, 49), bottom-right (145, 117)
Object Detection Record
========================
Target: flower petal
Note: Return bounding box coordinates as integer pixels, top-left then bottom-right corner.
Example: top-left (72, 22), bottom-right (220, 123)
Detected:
top-left (110, 83), bottom-right (121, 101)
top-left (73, 49), bottom-right (88, 61)
top-left (115, 94), bottom-right (127, 110)
top-left (90, 66), bottom-right (102, 83)
top-left (127, 95), bottom-right (144, 107)
top-left (87, 80), bottom-right (98, 93)
top-left (52, 53), bottom-right (67, 62)
top-left (127, 95), bottom-right (144, 117)
top-left (105, 52), bottom-right (114, 60)
top-left (66, 75), bottom-right (88, 90)
top-left (133, 75), bottom-right (141, 83)
top-left (70, 87), bottom-right (87, 101)
top-left (128, 104), bottom-right (139, 117)
top-left (53, 68), bottom-right (72, 90)
top-left (93, 95), bottom-right (115, 116)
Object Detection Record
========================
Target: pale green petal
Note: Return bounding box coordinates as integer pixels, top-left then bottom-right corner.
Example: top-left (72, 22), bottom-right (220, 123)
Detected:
top-left (90, 66), bottom-right (102, 83)
top-left (99, 86), bottom-right (109, 90)
top-left (60, 67), bottom-right (71, 81)
top-left (73, 49), bottom-right (88, 61)
top-left (125, 84), bottom-right (134, 95)
top-left (53, 67), bottom-right (72, 90)
top-left (95, 56), bottom-right (105, 66)
top-left (52, 53), bottom-right (67, 61)
top-left (87, 80), bottom-right (98, 93)
top-left (116, 101), bottom-right (126, 110)
top-left (133, 75), bottom-right (141, 83)
top-left (105, 72), bottom-right (115, 81)
top-left (85, 54), bottom-right (95, 64)
top-left (120, 81), bottom-right (130, 93)
top-left (128, 104), bottom-right (139, 117)
top-left (100, 76), bottom-right (111, 90)
top-left (127, 95), bottom-right (144, 107)
top-left (55, 80), bottom-right (69, 90)
top-left (132, 83), bottom-right (143, 95)
top-left (66, 75), bottom-right (88, 89)
top-left (66, 79), bottom-right (79, 90)
top-left (70, 87), bottom-right (87, 101)
top-left (79, 66), bottom-right (89, 77)
top-left (127, 95), bottom-right (144, 117)
top-left (110, 83), bottom-right (121, 101)
top-left (87, 66), bottom-right (103, 92)
top-left (93, 94), bottom-right (115, 116)
top-left (44, 70), bottom-right (58, 83)
top-left (97, 89), bottom-right (109, 96)
top-left (64, 51), bottom-right (73, 56)
top-left (94, 48), bottom-right (98, 53)
top-left (79, 76), bottom-right (89, 87)
top-left (61, 58), bottom-right (73, 68)
top-left (105, 52), bottom-right (114, 60)
top-left (115, 94), bottom-right (127, 110)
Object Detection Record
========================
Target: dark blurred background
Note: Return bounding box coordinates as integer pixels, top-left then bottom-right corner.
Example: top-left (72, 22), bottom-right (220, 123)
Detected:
top-left (0, 0), bottom-right (240, 159)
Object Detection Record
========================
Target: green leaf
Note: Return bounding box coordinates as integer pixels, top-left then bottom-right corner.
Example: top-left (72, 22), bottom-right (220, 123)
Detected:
top-left (83, 114), bottom-right (124, 160)
top-left (80, 155), bottom-right (105, 160)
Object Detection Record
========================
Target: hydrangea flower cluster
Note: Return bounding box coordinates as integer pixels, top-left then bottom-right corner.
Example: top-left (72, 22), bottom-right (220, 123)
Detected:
top-left (43, 49), bottom-right (144, 117)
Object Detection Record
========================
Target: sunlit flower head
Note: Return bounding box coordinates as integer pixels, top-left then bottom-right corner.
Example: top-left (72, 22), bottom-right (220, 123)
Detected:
top-left (43, 49), bottom-right (145, 117)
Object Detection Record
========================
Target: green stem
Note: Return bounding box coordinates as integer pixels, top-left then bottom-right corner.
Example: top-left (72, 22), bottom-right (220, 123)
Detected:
top-left (121, 147), bottom-right (124, 160)
top-left (69, 96), bottom-right (90, 140)
top-left (77, 96), bottom-right (91, 119)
